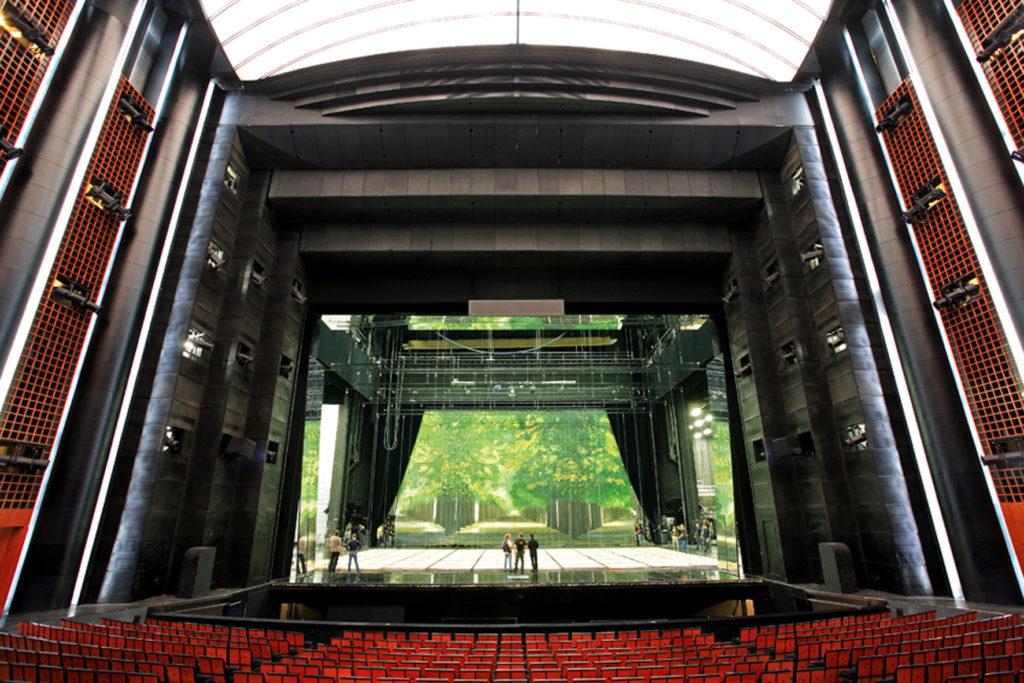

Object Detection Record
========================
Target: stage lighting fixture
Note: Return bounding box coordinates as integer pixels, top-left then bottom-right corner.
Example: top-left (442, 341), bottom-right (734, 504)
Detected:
top-left (735, 354), bottom-right (752, 379)
top-left (901, 179), bottom-right (946, 224)
top-left (762, 262), bottom-right (780, 291)
top-left (206, 241), bottom-right (226, 270)
top-left (875, 95), bottom-right (913, 133)
top-left (721, 279), bottom-right (739, 304)
top-left (117, 96), bottom-right (154, 133)
top-left (162, 426), bottom-right (183, 456)
top-left (0, 124), bottom-right (23, 161)
top-left (826, 327), bottom-right (847, 355)
top-left (50, 277), bottom-right (100, 313)
top-left (250, 261), bottom-right (266, 288)
top-left (780, 341), bottom-right (798, 365)
top-left (800, 242), bottom-right (825, 270)
top-left (843, 423), bottom-right (868, 451)
top-left (84, 177), bottom-right (131, 221)
top-left (977, 5), bottom-right (1024, 63)
top-left (235, 342), bottom-right (255, 366)
top-left (933, 274), bottom-right (981, 310)
top-left (0, 451), bottom-right (48, 470)
top-left (187, 329), bottom-right (214, 350)
top-left (0, 4), bottom-right (54, 57)
top-left (291, 279), bottom-right (307, 305)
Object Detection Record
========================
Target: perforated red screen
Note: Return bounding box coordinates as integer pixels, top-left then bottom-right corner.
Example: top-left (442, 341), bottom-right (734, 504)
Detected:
top-left (957, 0), bottom-right (1024, 153)
top-left (0, 0), bottom-right (75, 170)
top-left (0, 76), bottom-right (153, 498)
top-left (875, 80), bottom-right (1024, 458)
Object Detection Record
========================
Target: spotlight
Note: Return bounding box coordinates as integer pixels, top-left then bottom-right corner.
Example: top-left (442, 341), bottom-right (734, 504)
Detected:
top-left (977, 5), bottom-right (1024, 63)
top-left (933, 274), bottom-right (981, 310)
top-left (721, 279), bottom-right (739, 304)
top-left (162, 426), bottom-right (183, 455)
top-left (206, 242), bottom-right (226, 270)
top-left (0, 124), bottom-right (23, 162)
top-left (50, 276), bottom-right (100, 313)
top-left (875, 95), bottom-right (912, 133)
top-left (186, 329), bottom-right (214, 351)
top-left (117, 96), bottom-right (153, 133)
top-left (800, 243), bottom-right (825, 267)
top-left (901, 179), bottom-right (946, 224)
top-left (291, 279), bottom-right (307, 305)
top-left (84, 176), bottom-right (131, 221)
top-left (702, 428), bottom-right (712, 436)
top-left (689, 407), bottom-right (702, 417)
top-left (250, 262), bottom-right (266, 287)
top-left (0, 4), bottom-right (54, 58)
top-left (235, 343), bottom-right (255, 366)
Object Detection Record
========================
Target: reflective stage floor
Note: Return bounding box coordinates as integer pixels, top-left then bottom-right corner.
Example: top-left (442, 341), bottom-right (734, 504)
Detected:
top-left (292, 547), bottom-right (738, 585)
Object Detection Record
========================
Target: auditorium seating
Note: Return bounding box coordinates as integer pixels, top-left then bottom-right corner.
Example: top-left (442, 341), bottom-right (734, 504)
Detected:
top-left (0, 610), bottom-right (1021, 682)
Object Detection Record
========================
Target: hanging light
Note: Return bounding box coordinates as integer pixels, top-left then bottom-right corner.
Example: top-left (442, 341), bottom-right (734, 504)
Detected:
top-left (702, 428), bottom-right (712, 436)
top-left (689, 407), bottom-right (702, 417)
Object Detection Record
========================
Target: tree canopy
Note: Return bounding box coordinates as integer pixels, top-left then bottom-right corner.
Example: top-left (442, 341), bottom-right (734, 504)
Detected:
top-left (396, 411), bottom-right (635, 516)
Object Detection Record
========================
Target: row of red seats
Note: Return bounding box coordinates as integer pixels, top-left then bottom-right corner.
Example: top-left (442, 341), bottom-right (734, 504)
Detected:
top-left (3, 609), bottom-right (1024, 683)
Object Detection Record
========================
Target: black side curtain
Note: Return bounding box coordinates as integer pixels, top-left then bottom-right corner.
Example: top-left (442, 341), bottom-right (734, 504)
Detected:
top-left (607, 412), bottom-right (660, 524)
top-left (369, 412), bottom-right (423, 544)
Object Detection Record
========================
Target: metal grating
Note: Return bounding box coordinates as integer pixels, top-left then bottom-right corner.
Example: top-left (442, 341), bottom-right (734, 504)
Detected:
top-left (0, 76), bottom-right (153, 506)
top-left (0, 0), bottom-right (76, 171)
top-left (957, 0), bottom-right (1024, 154)
top-left (992, 467), bottom-right (1024, 504)
top-left (875, 80), bottom-right (1024, 472)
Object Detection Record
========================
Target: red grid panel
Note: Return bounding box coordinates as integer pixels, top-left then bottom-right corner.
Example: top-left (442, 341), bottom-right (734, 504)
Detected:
top-left (0, 0), bottom-right (76, 171)
top-left (875, 80), bottom-right (1024, 469)
top-left (957, 0), bottom-right (1024, 153)
top-left (0, 76), bottom-right (152, 506)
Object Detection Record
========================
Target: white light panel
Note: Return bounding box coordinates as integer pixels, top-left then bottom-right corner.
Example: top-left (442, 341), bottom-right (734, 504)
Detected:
top-left (199, 0), bottom-right (832, 81)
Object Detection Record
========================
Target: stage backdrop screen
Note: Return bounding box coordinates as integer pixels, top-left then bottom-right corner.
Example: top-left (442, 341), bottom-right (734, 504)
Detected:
top-left (391, 410), bottom-right (640, 548)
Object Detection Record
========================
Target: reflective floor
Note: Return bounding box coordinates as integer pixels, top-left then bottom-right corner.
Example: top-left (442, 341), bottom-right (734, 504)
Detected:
top-left (291, 547), bottom-right (739, 585)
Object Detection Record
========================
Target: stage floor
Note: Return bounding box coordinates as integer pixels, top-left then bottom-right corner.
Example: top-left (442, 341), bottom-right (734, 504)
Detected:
top-left (339, 546), bottom-right (718, 572)
top-left (292, 546), bottom-right (735, 585)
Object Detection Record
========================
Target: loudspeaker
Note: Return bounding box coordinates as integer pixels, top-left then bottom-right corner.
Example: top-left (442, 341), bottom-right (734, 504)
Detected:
top-left (177, 546), bottom-right (216, 598)
top-left (818, 542), bottom-right (857, 594)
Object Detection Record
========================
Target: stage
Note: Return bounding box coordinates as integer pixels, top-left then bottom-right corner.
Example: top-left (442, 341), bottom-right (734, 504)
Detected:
top-left (306, 546), bottom-right (720, 575)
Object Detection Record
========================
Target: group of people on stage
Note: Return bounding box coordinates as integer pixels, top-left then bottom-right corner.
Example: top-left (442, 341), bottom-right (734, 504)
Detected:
top-left (671, 517), bottom-right (716, 553)
top-left (294, 524), bottom-right (367, 577)
top-left (501, 532), bottom-right (540, 572)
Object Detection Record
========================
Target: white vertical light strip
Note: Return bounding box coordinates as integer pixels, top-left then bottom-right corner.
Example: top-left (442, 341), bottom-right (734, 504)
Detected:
top-left (0, 0), bottom-right (89, 203)
top-left (843, 27), bottom-right (1024, 596)
top-left (882, 0), bottom-right (1024, 387)
top-left (941, 0), bottom-right (1024, 188)
top-left (812, 79), bottom-right (963, 600)
top-left (317, 404), bottom-right (340, 564)
top-left (69, 79), bottom-right (217, 611)
top-left (46, 22), bottom-right (188, 606)
top-left (0, 0), bottom-right (151, 619)
top-left (0, 0), bottom-right (150, 431)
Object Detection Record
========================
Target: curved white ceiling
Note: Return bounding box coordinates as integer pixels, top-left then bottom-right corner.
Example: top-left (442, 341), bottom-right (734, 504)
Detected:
top-left (200, 0), bottom-right (832, 82)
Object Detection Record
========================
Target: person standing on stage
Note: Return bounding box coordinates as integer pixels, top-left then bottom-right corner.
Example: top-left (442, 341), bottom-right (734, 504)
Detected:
top-left (502, 533), bottom-right (513, 571)
top-left (514, 533), bottom-right (527, 573)
top-left (346, 533), bottom-right (362, 575)
top-left (295, 536), bottom-right (307, 575)
top-left (527, 534), bottom-right (539, 571)
top-left (327, 530), bottom-right (342, 573)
